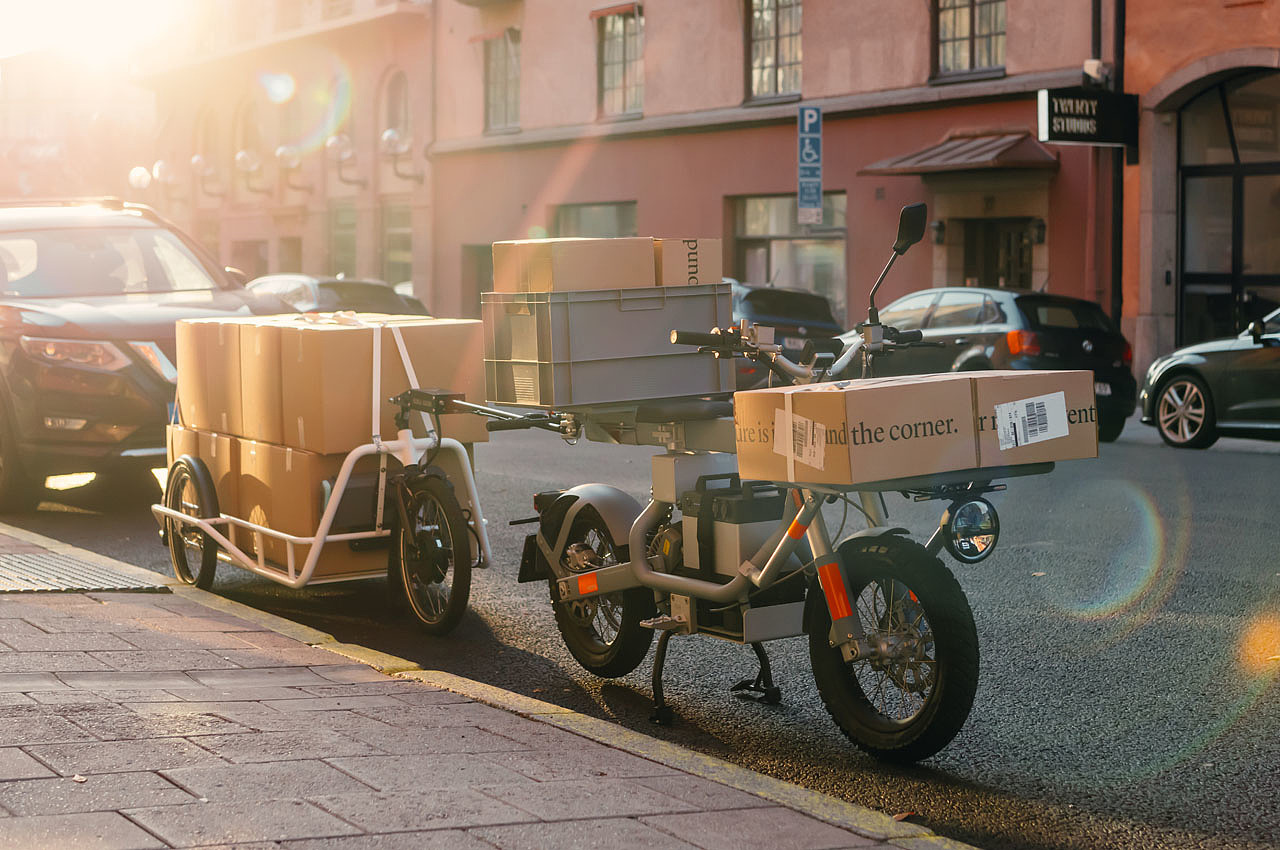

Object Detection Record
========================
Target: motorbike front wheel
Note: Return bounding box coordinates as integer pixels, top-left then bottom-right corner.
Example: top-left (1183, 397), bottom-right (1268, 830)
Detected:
top-left (551, 510), bottom-right (655, 678)
top-left (807, 534), bottom-right (978, 763)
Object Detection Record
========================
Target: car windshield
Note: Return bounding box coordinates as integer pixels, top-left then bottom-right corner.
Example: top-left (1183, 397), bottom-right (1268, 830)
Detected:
top-left (1017, 296), bottom-right (1115, 332)
top-left (0, 226), bottom-right (219, 298)
top-left (1263, 308), bottom-right (1280, 335)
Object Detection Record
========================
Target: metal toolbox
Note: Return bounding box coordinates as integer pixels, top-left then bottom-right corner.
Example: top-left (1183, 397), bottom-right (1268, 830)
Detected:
top-left (482, 283), bottom-right (734, 409)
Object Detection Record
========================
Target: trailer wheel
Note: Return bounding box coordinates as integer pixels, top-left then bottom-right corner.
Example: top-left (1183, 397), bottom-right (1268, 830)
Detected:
top-left (391, 474), bottom-right (472, 635)
top-left (163, 456), bottom-right (219, 589)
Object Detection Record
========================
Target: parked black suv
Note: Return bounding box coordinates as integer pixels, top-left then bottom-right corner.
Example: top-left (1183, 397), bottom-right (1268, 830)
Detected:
top-left (730, 280), bottom-right (842, 389)
top-left (0, 199), bottom-right (282, 510)
top-left (837, 286), bottom-right (1137, 441)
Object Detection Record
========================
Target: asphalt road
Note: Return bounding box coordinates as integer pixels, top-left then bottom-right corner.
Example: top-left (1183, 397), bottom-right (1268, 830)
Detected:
top-left (8, 418), bottom-right (1279, 850)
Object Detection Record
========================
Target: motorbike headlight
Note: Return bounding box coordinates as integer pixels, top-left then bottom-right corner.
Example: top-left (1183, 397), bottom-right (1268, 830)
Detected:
top-left (19, 336), bottom-right (131, 371)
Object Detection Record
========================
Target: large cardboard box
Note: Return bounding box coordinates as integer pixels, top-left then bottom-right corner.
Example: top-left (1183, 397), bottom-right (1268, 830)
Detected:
top-left (278, 315), bottom-right (489, 454)
top-left (175, 319), bottom-right (242, 433)
top-left (492, 237), bottom-right (655, 293)
top-left (165, 424), bottom-right (239, 517)
top-left (734, 371), bottom-right (1097, 486)
top-left (655, 238), bottom-right (723, 286)
top-left (238, 318), bottom-right (286, 445)
top-left (236, 438), bottom-right (387, 578)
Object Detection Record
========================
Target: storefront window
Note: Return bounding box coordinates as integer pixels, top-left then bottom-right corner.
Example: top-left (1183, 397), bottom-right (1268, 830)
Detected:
top-left (1183, 177), bottom-right (1232, 274)
top-left (1227, 73), bottom-right (1280, 164)
top-left (382, 204), bottom-right (413, 285)
top-left (329, 202), bottom-right (357, 278)
top-left (552, 202), bottom-right (637, 237)
top-left (734, 192), bottom-right (847, 323)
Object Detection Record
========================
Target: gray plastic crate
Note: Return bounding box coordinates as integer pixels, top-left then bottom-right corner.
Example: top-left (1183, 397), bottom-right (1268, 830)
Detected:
top-left (483, 284), bottom-right (734, 408)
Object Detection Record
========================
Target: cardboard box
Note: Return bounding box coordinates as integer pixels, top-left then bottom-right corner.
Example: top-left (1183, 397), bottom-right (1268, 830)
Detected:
top-left (237, 438), bottom-right (387, 578)
top-left (175, 319), bottom-right (242, 433)
top-left (734, 371), bottom-right (1097, 486)
top-left (492, 238), bottom-right (655, 293)
top-left (655, 238), bottom-right (723, 286)
top-left (165, 424), bottom-right (239, 518)
top-left (278, 315), bottom-right (489, 455)
top-left (238, 319), bottom-right (286, 445)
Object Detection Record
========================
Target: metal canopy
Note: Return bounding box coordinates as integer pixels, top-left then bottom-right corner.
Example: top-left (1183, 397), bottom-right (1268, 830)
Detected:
top-left (859, 131), bottom-right (1060, 176)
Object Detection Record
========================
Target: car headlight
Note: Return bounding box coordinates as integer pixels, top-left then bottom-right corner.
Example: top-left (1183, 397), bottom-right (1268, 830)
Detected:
top-left (19, 336), bottom-right (131, 371)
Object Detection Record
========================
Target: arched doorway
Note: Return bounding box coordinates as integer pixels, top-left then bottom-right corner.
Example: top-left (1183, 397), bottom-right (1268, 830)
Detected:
top-left (1179, 71), bottom-right (1280, 344)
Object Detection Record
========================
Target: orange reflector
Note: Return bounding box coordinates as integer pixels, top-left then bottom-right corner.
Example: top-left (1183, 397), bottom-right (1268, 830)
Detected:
top-left (786, 518), bottom-right (809, 539)
top-left (908, 590), bottom-right (919, 603)
top-left (578, 573), bottom-right (598, 595)
top-left (817, 561), bottom-right (853, 621)
top-left (791, 490), bottom-right (804, 508)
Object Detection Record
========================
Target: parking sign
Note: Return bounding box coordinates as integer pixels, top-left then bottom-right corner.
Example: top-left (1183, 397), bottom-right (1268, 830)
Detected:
top-left (797, 105), bottom-right (822, 224)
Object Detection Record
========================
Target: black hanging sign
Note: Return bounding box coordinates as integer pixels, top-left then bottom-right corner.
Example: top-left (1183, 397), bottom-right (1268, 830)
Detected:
top-left (1037, 86), bottom-right (1138, 147)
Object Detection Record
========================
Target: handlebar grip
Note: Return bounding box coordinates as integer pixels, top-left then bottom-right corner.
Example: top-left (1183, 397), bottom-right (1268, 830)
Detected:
top-left (486, 418), bottom-right (537, 432)
top-left (895, 329), bottom-right (924, 343)
top-left (671, 330), bottom-right (726, 347)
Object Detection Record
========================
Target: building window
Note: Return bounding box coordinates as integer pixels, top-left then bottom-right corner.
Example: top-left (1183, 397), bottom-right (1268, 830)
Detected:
top-left (484, 29), bottom-right (520, 131)
top-left (384, 71), bottom-right (409, 136)
top-left (276, 0), bottom-right (303, 31)
top-left (734, 192), bottom-right (847, 322)
top-left (330, 202), bottom-right (357, 278)
top-left (935, 0), bottom-right (1005, 76)
top-left (552, 202), bottom-right (638, 237)
top-left (597, 7), bottom-right (644, 117)
top-left (323, 0), bottom-right (353, 20)
top-left (748, 0), bottom-right (802, 100)
top-left (382, 204), bottom-right (413, 286)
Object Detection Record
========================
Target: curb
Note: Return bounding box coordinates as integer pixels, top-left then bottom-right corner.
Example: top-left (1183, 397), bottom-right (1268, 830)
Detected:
top-left (0, 520), bottom-right (981, 849)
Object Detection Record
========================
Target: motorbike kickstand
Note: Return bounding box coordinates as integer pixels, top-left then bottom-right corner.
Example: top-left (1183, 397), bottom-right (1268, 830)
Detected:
top-left (731, 642), bottom-right (783, 705)
top-left (649, 630), bottom-right (676, 726)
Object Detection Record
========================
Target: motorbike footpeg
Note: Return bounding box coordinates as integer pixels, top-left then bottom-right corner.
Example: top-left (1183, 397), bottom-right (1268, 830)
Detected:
top-left (640, 614), bottom-right (687, 631)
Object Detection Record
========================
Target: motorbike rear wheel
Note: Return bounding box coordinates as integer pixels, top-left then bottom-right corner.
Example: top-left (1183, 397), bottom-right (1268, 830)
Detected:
top-left (807, 534), bottom-right (978, 763)
top-left (552, 510), bottom-right (655, 678)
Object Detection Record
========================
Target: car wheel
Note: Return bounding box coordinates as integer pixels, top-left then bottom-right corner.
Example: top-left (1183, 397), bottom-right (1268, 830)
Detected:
top-left (1098, 413), bottom-right (1126, 443)
top-left (1155, 375), bottom-right (1218, 449)
top-left (0, 404), bottom-right (40, 513)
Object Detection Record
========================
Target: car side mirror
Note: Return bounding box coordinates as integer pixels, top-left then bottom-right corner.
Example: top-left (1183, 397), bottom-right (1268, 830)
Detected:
top-left (1247, 320), bottom-right (1265, 344)
top-left (224, 266), bottom-right (249, 287)
top-left (892, 203), bottom-right (928, 255)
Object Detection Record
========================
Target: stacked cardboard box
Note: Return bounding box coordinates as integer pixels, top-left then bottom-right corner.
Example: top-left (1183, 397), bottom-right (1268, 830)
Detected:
top-left (491, 236), bottom-right (723, 292)
top-left (168, 313), bottom-right (488, 579)
top-left (734, 370), bottom-right (1098, 486)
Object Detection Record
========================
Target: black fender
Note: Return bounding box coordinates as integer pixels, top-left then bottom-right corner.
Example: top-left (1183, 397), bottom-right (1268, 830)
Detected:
top-left (539, 483), bottom-right (642, 575)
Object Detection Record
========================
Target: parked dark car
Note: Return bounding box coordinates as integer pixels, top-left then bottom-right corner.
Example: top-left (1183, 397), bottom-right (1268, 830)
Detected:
top-left (0, 199), bottom-right (285, 510)
top-left (836, 286), bottom-right (1137, 442)
top-left (730, 280), bottom-right (842, 388)
top-left (1139, 307), bottom-right (1280, 448)
top-left (247, 274), bottom-right (428, 315)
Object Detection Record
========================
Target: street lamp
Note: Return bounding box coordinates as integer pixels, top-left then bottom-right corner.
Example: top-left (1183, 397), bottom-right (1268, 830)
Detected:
top-left (127, 166), bottom-right (152, 190)
top-left (151, 159), bottom-right (184, 199)
top-left (274, 145), bottom-right (312, 193)
top-left (325, 133), bottom-right (366, 187)
top-left (379, 127), bottom-right (422, 184)
top-left (234, 149), bottom-right (272, 195)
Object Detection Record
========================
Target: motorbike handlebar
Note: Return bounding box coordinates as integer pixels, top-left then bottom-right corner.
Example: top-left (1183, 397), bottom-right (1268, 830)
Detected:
top-left (670, 329), bottom-right (729, 347)
top-left (892, 328), bottom-right (924, 344)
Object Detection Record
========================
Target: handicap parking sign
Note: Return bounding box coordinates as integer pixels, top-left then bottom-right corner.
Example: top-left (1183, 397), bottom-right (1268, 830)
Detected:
top-left (797, 106), bottom-right (822, 224)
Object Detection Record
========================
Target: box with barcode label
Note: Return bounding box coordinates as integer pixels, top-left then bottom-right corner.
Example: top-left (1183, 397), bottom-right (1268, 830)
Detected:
top-left (733, 370), bottom-right (1096, 486)
top-left (973, 370), bottom-right (1097, 467)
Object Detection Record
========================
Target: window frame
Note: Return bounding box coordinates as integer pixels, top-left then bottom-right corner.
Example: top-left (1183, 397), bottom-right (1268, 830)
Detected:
top-left (484, 28), bottom-right (521, 133)
top-left (550, 201), bottom-right (639, 238)
top-left (931, 0), bottom-right (1007, 83)
top-left (596, 7), bottom-right (645, 119)
top-left (745, 0), bottom-right (802, 103)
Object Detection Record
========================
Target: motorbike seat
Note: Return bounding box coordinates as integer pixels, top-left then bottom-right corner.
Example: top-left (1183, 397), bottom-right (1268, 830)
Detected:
top-left (635, 398), bottom-right (733, 423)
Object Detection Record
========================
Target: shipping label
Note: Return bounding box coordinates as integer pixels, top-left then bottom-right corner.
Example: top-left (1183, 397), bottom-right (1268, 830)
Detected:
top-left (773, 408), bottom-right (826, 470)
top-left (995, 391), bottom-right (1069, 450)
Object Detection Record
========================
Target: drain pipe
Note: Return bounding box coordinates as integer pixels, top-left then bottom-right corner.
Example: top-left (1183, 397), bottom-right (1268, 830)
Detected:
top-left (1109, 0), bottom-right (1126, 324)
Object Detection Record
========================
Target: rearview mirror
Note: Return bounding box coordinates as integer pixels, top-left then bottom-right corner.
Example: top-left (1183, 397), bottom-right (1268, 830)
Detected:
top-left (1247, 319), bottom-right (1265, 344)
top-left (224, 266), bottom-right (249, 287)
top-left (892, 203), bottom-right (928, 255)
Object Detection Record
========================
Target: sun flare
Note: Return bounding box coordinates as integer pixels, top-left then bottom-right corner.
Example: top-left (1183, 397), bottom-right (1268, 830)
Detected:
top-left (0, 0), bottom-right (181, 66)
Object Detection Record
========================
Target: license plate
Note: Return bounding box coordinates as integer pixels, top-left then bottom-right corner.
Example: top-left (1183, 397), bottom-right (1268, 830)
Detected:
top-left (1094, 381), bottom-right (1112, 397)
top-left (782, 337), bottom-right (805, 351)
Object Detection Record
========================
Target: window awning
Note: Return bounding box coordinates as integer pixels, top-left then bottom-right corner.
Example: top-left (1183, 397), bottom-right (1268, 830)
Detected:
top-left (859, 131), bottom-right (1060, 176)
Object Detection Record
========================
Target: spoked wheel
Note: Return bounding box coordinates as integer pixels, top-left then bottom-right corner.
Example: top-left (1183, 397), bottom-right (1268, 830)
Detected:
top-left (162, 457), bottom-right (219, 589)
top-left (807, 535), bottom-right (978, 763)
top-left (1156, 375), bottom-right (1218, 449)
top-left (552, 510), bottom-right (654, 678)
top-left (392, 474), bottom-right (472, 635)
